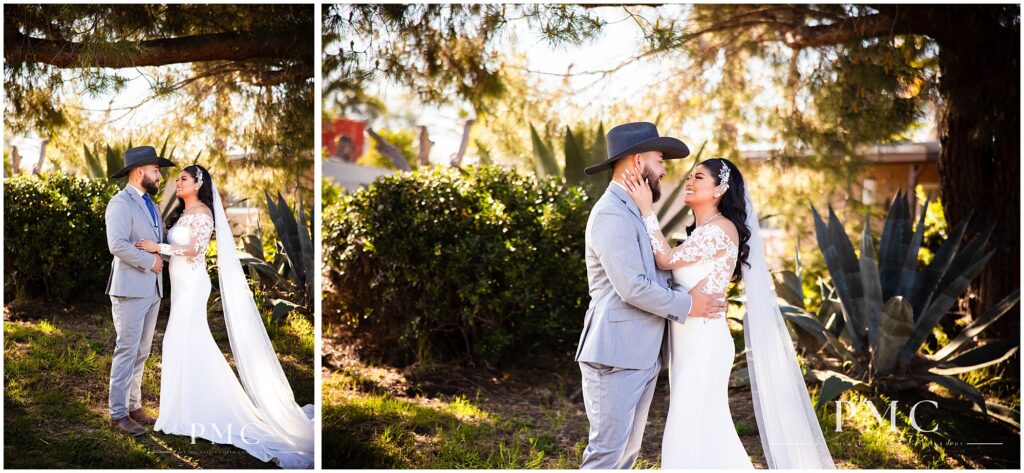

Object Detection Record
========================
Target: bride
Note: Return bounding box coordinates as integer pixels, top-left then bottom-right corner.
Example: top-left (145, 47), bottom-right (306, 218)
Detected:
top-left (622, 158), bottom-right (834, 469)
top-left (135, 165), bottom-right (314, 469)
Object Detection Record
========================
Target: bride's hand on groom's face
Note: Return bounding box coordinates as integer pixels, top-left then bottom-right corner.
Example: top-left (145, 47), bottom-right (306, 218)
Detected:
top-left (135, 239), bottom-right (160, 253)
top-left (623, 167), bottom-right (654, 215)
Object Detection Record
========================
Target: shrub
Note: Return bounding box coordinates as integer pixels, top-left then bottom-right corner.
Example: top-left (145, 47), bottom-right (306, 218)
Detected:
top-left (4, 172), bottom-right (120, 301)
top-left (324, 165), bottom-right (593, 365)
top-left (322, 178), bottom-right (344, 209)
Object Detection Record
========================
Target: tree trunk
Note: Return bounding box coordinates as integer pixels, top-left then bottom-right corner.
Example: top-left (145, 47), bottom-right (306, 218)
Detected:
top-left (449, 119), bottom-right (476, 167)
top-left (32, 139), bottom-right (48, 174)
top-left (418, 126), bottom-right (432, 166)
top-left (11, 146), bottom-right (21, 174)
top-left (935, 12), bottom-right (1020, 350)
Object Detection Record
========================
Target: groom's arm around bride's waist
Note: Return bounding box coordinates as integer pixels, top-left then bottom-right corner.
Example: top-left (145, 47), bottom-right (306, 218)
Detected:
top-left (105, 197), bottom-right (159, 273)
top-left (591, 206), bottom-right (692, 323)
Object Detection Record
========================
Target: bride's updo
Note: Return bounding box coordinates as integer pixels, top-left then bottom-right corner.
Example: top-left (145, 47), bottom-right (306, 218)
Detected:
top-left (167, 164), bottom-right (215, 229)
top-left (685, 158), bottom-right (750, 282)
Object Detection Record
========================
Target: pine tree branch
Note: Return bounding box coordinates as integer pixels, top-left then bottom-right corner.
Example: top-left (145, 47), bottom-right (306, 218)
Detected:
top-left (4, 29), bottom-right (312, 71)
top-left (781, 10), bottom-right (940, 49)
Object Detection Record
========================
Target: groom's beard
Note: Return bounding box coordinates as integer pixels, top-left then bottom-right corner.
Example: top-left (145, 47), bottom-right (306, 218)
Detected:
top-left (642, 166), bottom-right (662, 203)
top-left (141, 176), bottom-right (160, 195)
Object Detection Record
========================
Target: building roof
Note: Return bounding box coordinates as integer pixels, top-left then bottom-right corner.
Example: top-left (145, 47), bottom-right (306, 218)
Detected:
top-left (742, 141), bottom-right (939, 163)
top-left (324, 158), bottom-right (393, 192)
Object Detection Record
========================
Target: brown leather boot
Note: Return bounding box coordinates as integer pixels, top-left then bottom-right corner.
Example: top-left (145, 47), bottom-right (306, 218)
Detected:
top-left (111, 416), bottom-right (147, 436)
top-left (129, 407), bottom-right (157, 425)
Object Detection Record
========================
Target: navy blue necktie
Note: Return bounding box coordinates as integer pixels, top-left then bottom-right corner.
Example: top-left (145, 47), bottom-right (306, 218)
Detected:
top-left (142, 194), bottom-right (158, 227)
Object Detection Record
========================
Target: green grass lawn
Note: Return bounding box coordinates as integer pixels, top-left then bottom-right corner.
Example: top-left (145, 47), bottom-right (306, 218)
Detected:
top-left (322, 321), bottom-right (1020, 469)
top-left (3, 298), bottom-right (314, 469)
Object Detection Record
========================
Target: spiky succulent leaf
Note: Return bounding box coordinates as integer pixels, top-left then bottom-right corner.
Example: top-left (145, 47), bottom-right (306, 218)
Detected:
top-left (931, 289), bottom-right (1021, 360)
top-left (923, 374), bottom-right (987, 414)
top-left (829, 206), bottom-right (869, 351)
top-left (933, 225), bottom-right (993, 300)
top-left (239, 252), bottom-right (284, 286)
top-left (874, 296), bottom-right (914, 374)
top-left (878, 190), bottom-right (907, 298)
top-left (265, 190), bottom-right (305, 284)
top-left (859, 211), bottom-right (883, 351)
top-left (529, 124), bottom-right (558, 178)
top-left (898, 251), bottom-right (994, 367)
top-left (270, 298), bottom-right (301, 322)
top-left (811, 205), bottom-right (864, 353)
top-left (929, 339), bottom-right (1019, 376)
top-left (776, 270), bottom-right (806, 308)
top-left (815, 371), bottom-right (865, 411)
top-left (564, 126), bottom-right (586, 185)
top-left (780, 304), bottom-right (856, 362)
top-left (908, 215), bottom-right (970, 317)
top-left (894, 197), bottom-right (929, 298)
top-left (84, 144), bottom-right (104, 178)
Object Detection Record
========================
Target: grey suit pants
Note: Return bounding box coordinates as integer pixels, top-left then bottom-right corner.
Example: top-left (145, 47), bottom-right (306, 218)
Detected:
top-left (579, 359), bottom-right (661, 469)
top-left (109, 294), bottom-right (160, 419)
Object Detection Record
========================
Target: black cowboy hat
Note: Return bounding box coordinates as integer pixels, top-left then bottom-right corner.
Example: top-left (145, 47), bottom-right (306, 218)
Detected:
top-left (584, 122), bottom-right (690, 175)
top-left (110, 146), bottom-right (176, 178)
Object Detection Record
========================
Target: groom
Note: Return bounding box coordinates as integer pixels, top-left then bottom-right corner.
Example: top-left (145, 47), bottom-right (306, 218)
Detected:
top-left (575, 122), bottom-right (727, 469)
top-left (104, 146), bottom-right (176, 436)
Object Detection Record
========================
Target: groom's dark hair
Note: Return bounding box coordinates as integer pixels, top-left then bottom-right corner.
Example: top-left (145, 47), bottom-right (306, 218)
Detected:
top-left (167, 165), bottom-right (216, 231)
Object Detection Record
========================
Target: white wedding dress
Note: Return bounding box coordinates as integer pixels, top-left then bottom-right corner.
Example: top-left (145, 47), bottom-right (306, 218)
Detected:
top-left (646, 185), bottom-right (835, 469)
top-left (659, 222), bottom-right (754, 469)
top-left (153, 192), bottom-right (313, 468)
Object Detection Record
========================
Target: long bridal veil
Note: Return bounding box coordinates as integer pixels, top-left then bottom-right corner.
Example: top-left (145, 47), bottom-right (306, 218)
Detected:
top-left (211, 180), bottom-right (314, 460)
top-left (740, 186), bottom-right (835, 469)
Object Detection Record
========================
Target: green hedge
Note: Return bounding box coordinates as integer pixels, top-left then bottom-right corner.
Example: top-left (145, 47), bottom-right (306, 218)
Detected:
top-left (4, 172), bottom-right (120, 301)
top-left (324, 165), bottom-right (593, 365)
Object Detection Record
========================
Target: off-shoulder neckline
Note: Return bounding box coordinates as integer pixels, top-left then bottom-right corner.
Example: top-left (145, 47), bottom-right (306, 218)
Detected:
top-left (693, 222), bottom-right (738, 249)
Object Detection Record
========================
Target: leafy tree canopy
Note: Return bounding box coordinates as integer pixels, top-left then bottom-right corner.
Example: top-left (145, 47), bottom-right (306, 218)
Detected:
top-left (5, 4), bottom-right (314, 198)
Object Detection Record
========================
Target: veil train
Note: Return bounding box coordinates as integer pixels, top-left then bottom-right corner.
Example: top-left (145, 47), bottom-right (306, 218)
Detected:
top-left (210, 181), bottom-right (314, 460)
top-left (740, 186), bottom-right (835, 469)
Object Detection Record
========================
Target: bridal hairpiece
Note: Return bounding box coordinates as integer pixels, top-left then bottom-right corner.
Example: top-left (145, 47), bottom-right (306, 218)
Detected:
top-left (714, 161), bottom-right (730, 198)
top-left (195, 168), bottom-right (203, 189)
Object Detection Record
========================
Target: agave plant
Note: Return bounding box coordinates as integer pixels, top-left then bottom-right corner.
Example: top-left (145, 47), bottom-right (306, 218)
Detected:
top-left (530, 123), bottom-right (704, 236)
top-left (776, 191), bottom-right (1019, 427)
top-left (82, 142), bottom-right (130, 184)
top-left (237, 191), bottom-right (314, 321)
top-left (529, 122), bottom-right (610, 197)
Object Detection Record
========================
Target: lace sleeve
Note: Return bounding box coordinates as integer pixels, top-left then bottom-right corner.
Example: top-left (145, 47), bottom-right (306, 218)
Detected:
top-left (159, 214), bottom-right (214, 258)
top-left (664, 224), bottom-right (736, 270)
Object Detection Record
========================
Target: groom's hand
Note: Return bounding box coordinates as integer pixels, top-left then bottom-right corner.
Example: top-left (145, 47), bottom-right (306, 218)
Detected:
top-left (150, 255), bottom-right (163, 274)
top-left (687, 278), bottom-right (726, 319)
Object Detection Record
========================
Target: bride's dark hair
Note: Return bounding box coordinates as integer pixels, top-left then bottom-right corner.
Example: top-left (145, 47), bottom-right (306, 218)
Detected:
top-left (685, 158), bottom-right (750, 282)
top-left (167, 164), bottom-right (215, 229)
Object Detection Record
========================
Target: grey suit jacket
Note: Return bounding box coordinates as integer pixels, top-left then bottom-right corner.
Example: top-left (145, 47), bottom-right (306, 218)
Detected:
top-left (104, 186), bottom-right (165, 298)
top-left (574, 182), bottom-right (692, 370)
